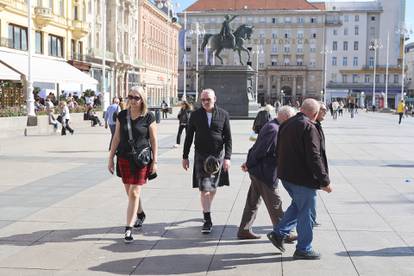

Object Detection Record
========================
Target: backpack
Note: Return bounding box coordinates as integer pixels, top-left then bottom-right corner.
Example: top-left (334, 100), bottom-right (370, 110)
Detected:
top-left (252, 110), bottom-right (271, 134)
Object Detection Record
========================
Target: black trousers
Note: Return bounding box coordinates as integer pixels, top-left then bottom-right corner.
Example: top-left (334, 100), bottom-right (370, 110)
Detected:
top-left (176, 124), bottom-right (186, 144)
top-left (61, 119), bottom-right (74, 135)
top-left (399, 113), bottom-right (403, 124)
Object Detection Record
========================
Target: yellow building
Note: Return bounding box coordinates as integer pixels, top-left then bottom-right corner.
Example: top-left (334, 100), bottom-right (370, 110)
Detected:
top-left (0, 0), bottom-right (97, 96)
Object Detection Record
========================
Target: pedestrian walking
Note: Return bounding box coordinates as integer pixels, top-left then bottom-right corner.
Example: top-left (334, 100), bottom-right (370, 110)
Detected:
top-left (311, 102), bottom-right (329, 227)
top-left (105, 97), bottom-right (121, 150)
top-left (397, 100), bottom-right (405, 124)
top-left (174, 101), bottom-right (193, 148)
top-left (252, 104), bottom-right (273, 134)
top-left (238, 106), bottom-right (297, 240)
top-left (161, 100), bottom-right (168, 119)
top-left (108, 86), bottom-right (158, 243)
top-left (267, 98), bottom-right (332, 260)
top-left (182, 88), bottom-right (232, 234)
top-left (58, 101), bottom-right (74, 135)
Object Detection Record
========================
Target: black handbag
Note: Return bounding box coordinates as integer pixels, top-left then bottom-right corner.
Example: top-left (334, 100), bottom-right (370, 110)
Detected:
top-left (126, 110), bottom-right (152, 168)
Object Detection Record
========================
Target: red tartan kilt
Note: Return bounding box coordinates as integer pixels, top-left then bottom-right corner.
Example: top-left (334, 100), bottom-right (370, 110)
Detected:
top-left (117, 157), bottom-right (150, 185)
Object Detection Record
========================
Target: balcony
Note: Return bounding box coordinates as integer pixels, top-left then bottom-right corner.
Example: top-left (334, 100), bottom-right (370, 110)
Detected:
top-left (34, 7), bottom-right (53, 28)
top-left (0, 0), bottom-right (26, 12)
top-left (0, 37), bottom-right (12, 48)
top-left (267, 65), bottom-right (307, 71)
top-left (71, 20), bottom-right (90, 39)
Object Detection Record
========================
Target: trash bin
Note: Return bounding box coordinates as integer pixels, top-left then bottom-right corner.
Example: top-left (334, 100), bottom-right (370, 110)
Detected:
top-left (154, 109), bottom-right (161, 123)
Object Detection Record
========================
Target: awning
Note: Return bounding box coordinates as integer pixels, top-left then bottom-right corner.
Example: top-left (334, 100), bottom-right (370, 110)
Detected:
top-left (0, 61), bottom-right (21, 80)
top-left (0, 50), bottom-right (98, 85)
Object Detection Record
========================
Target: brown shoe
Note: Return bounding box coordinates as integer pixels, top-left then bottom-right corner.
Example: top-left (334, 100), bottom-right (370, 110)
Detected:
top-left (237, 229), bottom-right (261, 240)
top-left (284, 233), bottom-right (298, 243)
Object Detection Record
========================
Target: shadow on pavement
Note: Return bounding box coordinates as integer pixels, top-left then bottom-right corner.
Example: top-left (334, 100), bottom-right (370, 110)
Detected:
top-left (336, 247), bottom-right (414, 257)
top-left (89, 252), bottom-right (283, 275)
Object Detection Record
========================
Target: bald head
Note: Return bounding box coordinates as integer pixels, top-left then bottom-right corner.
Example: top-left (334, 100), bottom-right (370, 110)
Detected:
top-left (200, 88), bottom-right (217, 112)
top-left (300, 98), bottom-right (320, 122)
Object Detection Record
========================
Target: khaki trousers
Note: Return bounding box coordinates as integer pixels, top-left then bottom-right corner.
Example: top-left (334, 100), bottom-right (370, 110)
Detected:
top-left (239, 174), bottom-right (284, 231)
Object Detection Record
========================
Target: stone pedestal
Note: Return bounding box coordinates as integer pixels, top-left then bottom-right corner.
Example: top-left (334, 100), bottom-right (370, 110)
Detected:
top-left (199, 65), bottom-right (255, 118)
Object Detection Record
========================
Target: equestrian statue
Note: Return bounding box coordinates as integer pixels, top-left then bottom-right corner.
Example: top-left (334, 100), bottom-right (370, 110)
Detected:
top-left (201, 14), bottom-right (254, 66)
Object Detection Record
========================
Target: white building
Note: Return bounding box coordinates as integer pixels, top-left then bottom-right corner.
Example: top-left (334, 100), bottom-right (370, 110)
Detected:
top-left (325, 0), bottom-right (406, 109)
top-left (406, 42), bottom-right (414, 97)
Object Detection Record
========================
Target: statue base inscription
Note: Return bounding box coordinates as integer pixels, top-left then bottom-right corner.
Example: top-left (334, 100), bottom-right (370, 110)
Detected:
top-left (199, 65), bottom-right (255, 118)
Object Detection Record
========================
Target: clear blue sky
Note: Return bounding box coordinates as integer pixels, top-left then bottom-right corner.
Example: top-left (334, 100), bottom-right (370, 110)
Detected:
top-left (175, 0), bottom-right (413, 42)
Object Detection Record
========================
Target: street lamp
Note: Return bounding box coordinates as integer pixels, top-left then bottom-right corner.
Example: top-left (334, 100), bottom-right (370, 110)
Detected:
top-left (26, 0), bottom-right (35, 117)
top-left (280, 89), bottom-right (285, 105)
top-left (252, 45), bottom-right (264, 104)
top-left (320, 90), bottom-right (324, 103)
top-left (189, 22), bottom-right (205, 102)
top-left (396, 24), bottom-right (413, 102)
top-left (320, 48), bottom-right (332, 105)
top-left (368, 39), bottom-right (383, 108)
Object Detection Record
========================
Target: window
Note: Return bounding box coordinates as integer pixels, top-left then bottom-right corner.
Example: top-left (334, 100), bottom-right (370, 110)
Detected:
top-left (8, 24), bottom-right (27, 51)
top-left (297, 32), bottom-right (304, 39)
top-left (394, 74), bottom-right (399, 83)
top-left (35, 31), bottom-right (43, 54)
top-left (355, 26), bottom-right (359, 35)
top-left (343, 57), bottom-right (348, 66)
top-left (344, 28), bottom-right (348, 35)
top-left (333, 29), bottom-right (338, 36)
top-left (344, 15), bottom-right (349, 22)
top-left (353, 57), bottom-right (358, 66)
top-left (71, 39), bottom-right (76, 59)
top-left (354, 41), bottom-right (359, 51)
top-left (310, 17), bottom-right (317, 23)
top-left (370, 27), bottom-right (375, 36)
top-left (310, 59), bottom-right (316, 67)
top-left (353, 74), bottom-right (358, 83)
top-left (272, 18), bottom-right (276, 24)
top-left (73, 5), bottom-right (79, 20)
top-left (365, 75), bottom-right (370, 83)
top-left (371, 16), bottom-right (376, 21)
top-left (332, 56), bottom-right (337, 66)
top-left (186, 47), bottom-right (191, 52)
top-left (49, 0), bottom-right (53, 9)
top-left (284, 32), bottom-right (289, 39)
top-left (369, 57), bottom-right (374, 67)
top-left (284, 17), bottom-right (291, 23)
top-left (343, 41), bottom-right (348, 51)
top-left (312, 33), bottom-right (317, 39)
top-left (342, 75), bottom-right (348, 83)
top-left (272, 32), bottom-right (277, 39)
top-left (272, 45), bottom-right (277, 53)
top-left (298, 17), bottom-right (304, 24)
top-left (376, 74), bottom-right (380, 83)
top-left (297, 46), bottom-right (303, 53)
top-left (48, 34), bottom-right (63, 57)
top-left (58, 0), bottom-right (64, 15)
top-left (310, 47), bottom-right (316, 53)
top-left (284, 46), bottom-right (290, 53)
top-left (333, 41), bottom-right (338, 51)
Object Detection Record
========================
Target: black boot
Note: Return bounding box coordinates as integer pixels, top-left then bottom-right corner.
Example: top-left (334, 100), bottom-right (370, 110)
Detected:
top-left (201, 212), bottom-right (212, 234)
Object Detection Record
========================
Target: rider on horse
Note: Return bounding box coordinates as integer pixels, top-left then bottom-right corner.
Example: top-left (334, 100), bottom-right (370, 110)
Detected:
top-left (219, 15), bottom-right (238, 49)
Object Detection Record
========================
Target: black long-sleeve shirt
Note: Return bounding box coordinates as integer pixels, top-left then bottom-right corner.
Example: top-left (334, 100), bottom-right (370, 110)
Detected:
top-left (183, 106), bottom-right (232, 160)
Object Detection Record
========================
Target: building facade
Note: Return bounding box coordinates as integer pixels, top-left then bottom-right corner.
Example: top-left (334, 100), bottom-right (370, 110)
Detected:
top-left (324, 0), bottom-right (406, 108)
top-left (0, 0), bottom-right (95, 94)
top-left (138, 0), bottom-right (180, 106)
top-left (179, 0), bottom-right (327, 105)
top-left (406, 42), bottom-right (414, 97)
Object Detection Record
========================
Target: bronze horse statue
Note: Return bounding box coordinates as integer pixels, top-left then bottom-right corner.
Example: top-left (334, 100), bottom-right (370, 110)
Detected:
top-left (201, 24), bottom-right (254, 66)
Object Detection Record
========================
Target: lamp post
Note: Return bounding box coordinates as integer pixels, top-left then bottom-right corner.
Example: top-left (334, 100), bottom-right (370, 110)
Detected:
top-left (320, 48), bottom-right (332, 104)
top-left (252, 45), bottom-right (264, 104)
top-left (396, 24), bottom-right (413, 102)
top-left (189, 22), bottom-right (205, 102)
top-left (368, 39), bottom-right (383, 108)
top-left (280, 89), bottom-right (285, 105)
top-left (26, 0), bottom-right (35, 117)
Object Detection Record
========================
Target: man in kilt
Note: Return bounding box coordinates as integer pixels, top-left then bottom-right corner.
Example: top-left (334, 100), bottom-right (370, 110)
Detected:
top-left (182, 88), bottom-right (232, 233)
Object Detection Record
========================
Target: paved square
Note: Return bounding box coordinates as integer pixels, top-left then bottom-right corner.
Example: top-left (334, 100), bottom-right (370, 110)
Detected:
top-left (0, 110), bottom-right (413, 275)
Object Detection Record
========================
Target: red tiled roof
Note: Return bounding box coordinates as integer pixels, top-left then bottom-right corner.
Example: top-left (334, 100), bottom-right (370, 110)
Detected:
top-left (186, 0), bottom-right (325, 12)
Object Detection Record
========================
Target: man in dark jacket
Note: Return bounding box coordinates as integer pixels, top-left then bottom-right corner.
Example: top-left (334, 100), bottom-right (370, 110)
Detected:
top-left (238, 106), bottom-right (296, 240)
top-left (267, 98), bottom-right (332, 260)
top-left (183, 88), bottom-right (232, 234)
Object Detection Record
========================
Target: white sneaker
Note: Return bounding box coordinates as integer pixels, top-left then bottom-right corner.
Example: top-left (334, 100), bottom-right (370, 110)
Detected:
top-left (173, 144), bottom-right (180, 148)
top-left (124, 229), bottom-right (133, 243)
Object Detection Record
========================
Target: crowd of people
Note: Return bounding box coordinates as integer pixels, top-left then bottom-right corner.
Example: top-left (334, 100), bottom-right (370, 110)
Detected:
top-left (104, 86), bottom-right (332, 261)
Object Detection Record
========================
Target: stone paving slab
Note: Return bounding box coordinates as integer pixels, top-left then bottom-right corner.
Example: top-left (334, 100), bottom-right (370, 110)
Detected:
top-left (0, 111), bottom-right (414, 275)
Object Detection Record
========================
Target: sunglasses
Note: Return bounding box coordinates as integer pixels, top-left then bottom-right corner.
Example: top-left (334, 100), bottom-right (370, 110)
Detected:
top-left (128, 95), bottom-right (141, 101)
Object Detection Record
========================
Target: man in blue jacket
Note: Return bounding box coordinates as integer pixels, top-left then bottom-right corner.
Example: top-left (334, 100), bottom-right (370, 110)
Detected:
top-left (238, 106), bottom-right (296, 239)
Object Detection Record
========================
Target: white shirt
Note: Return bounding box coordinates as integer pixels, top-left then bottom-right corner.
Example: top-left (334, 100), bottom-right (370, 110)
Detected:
top-left (62, 106), bottom-right (70, 120)
top-left (206, 112), bottom-right (212, 127)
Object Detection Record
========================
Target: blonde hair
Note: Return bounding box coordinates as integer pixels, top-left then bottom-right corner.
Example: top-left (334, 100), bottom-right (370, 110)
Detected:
top-left (59, 100), bottom-right (67, 106)
top-left (127, 86), bottom-right (148, 115)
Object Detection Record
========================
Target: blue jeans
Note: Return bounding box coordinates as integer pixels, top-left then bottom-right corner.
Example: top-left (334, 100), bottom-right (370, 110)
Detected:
top-left (272, 180), bottom-right (317, 252)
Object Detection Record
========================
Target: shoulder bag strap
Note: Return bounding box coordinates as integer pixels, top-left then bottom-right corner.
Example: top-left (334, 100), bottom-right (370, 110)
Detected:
top-left (126, 109), bottom-right (136, 152)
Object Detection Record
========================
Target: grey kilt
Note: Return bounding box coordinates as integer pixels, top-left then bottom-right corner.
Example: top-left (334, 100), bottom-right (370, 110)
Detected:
top-left (192, 151), bottom-right (230, 191)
